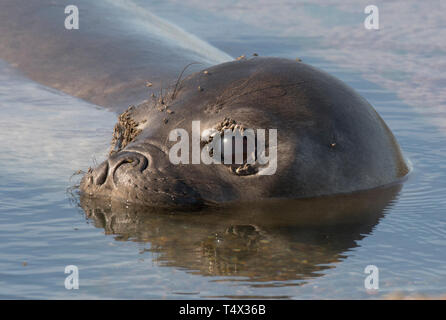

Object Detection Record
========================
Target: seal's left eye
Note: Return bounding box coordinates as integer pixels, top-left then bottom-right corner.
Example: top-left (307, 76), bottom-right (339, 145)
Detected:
top-left (201, 126), bottom-right (259, 175)
top-left (221, 127), bottom-right (256, 165)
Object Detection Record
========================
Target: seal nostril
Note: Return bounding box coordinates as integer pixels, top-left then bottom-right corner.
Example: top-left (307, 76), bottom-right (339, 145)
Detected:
top-left (93, 161), bottom-right (109, 186)
top-left (110, 152), bottom-right (149, 185)
top-left (113, 153), bottom-right (148, 172)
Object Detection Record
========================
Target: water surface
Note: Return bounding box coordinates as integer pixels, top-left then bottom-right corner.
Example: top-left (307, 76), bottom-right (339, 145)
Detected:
top-left (1, 0), bottom-right (446, 299)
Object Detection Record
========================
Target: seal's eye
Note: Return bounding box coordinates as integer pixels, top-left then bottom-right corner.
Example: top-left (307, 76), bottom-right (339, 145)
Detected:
top-left (221, 127), bottom-right (256, 165)
top-left (201, 125), bottom-right (259, 176)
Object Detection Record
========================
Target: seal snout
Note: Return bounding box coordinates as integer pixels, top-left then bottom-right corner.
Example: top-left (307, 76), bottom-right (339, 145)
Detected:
top-left (92, 161), bottom-right (109, 186)
top-left (110, 151), bottom-right (148, 174)
top-left (88, 151), bottom-right (149, 188)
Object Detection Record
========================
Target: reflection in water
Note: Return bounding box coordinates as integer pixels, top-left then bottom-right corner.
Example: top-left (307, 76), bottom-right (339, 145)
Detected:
top-left (79, 184), bottom-right (401, 286)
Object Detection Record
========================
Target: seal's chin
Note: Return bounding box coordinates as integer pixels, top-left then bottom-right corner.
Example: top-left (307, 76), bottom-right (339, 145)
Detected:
top-left (80, 151), bottom-right (203, 208)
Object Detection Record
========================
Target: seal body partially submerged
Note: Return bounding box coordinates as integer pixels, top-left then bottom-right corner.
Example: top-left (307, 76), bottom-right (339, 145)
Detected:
top-left (0, 1), bottom-right (408, 208)
top-left (80, 57), bottom-right (409, 207)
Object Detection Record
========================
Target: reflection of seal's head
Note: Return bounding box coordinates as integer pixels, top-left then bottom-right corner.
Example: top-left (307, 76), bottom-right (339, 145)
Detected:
top-left (80, 57), bottom-right (408, 208)
top-left (79, 183), bottom-right (402, 287)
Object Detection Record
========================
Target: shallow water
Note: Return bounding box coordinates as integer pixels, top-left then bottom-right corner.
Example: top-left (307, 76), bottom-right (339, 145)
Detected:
top-left (1, 1), bottom-right (446, 299)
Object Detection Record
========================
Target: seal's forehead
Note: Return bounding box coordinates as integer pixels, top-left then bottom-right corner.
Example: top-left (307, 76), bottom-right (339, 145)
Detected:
top-left (184, 57), bottom-right (308, 91)
top-left (181, 56), bottom-right (352, 101)
top-left (204, 57), bottom-right (304, 79)
top-left (170, 58), bottom-right (315, 125)
top-left (125, 57), bottom-right (340, 145)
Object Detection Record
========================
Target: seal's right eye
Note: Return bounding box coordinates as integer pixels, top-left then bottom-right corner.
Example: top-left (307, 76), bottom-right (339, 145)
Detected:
top-left (221, 127), bottom-right (256, 165)
top-left (201, 126), bottom-right (259, 176)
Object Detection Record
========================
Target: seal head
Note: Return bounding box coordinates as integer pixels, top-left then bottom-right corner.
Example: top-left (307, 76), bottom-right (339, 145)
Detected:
top-left (80, 57), bottom-right (408, 207)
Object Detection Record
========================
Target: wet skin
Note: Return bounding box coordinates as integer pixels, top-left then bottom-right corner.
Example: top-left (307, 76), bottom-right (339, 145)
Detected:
top-left (80, 57), bottom-right (408, 208)
top-left (0, 1), bottom-right (408, 208)
top-left (0, 0), bottom-right (229, 112)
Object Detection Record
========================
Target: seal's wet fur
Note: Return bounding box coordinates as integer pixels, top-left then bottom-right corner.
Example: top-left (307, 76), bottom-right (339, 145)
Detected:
top-left (80, 57), bottom-right (409, 208)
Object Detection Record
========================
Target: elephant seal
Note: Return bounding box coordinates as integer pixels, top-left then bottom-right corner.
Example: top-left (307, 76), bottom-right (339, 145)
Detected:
top-left (0, 1), bottom-right (408, 208)
top-left (80, 57), bottom-right (409, 207)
